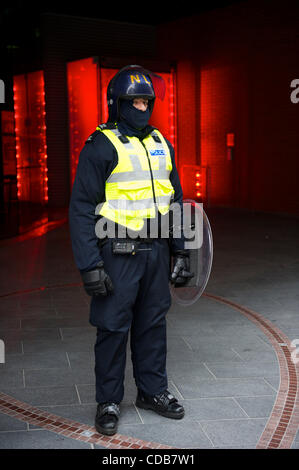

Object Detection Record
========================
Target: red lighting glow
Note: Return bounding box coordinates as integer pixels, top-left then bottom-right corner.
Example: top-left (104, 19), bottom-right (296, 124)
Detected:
top-left (13, 71), bottom-right (48, 203)
top-left (67, 58), bottom-right (99, 188)
top-left (181, 165), bottom-right (207, 201)
top-left (67, 61), bottom-right (177, 187)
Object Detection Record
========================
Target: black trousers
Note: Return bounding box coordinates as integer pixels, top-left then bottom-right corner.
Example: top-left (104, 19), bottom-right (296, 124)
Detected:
top-left (90, 239), bottom-right (172, 404)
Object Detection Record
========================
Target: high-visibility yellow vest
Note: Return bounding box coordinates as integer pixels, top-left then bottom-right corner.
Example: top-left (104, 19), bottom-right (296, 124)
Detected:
top-left (96, 125), bottom-right (175, 231)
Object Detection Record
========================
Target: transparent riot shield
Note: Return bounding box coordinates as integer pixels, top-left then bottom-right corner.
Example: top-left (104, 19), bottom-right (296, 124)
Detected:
top-left (170, 200), bottom-right (213, 306)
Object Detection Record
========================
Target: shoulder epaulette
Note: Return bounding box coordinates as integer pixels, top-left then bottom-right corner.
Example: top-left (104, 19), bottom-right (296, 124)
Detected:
top-left (150, 128), bottom-right (162, 143)
top-left (86, 123), bottom-right (118, 143)
top-left (97, 122), bottom-right (117, 131)
top-left (85, 130), bottom-right (100, 144)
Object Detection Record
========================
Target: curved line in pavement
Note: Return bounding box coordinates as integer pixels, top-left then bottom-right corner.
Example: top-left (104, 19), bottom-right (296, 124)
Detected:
top-left (203, 293), bottom-right (299, 449)
top-left (0, 285), bottom-right (298, 449)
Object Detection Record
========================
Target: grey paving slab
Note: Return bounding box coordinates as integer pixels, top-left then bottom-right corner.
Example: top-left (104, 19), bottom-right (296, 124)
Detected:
top-left (2, 340), bottom-right (22, 355)
top-left (24, 367), bottom-right (94, 388)
top-left (4, 308), bottom-right (59, 319)
top-left (22, 338), bottom-right (94, 354)
top-left (76, 384), bottom-right (96, 404)
top-left (0, 328), bottom-right (62, 342)
top-left (22, 339), bottom-right (67, 354)
top-left (27, 404), bottom-right (96, 429)
top-left (60, 327), bottom-right (96, 341)
top-left (231, 349), bottom-right (278, 362)
top-left (167, 363), bottom-right (216, 380)
top-left (168, 322), bottom-right (261, 337)
top-left (214, 444), bottom-right (257, 449)
top-left (204, 361), bottom-right (280, 379)
top-left (111, 421), bottom-right (214, 449)
top-left (0, 386), bottom-right (80, 407)
top-left (0, 429), bottom-right (91, 449)
top-left (182, 335), bottom-right (274, 355)
top-left (292, 429), bottom-right (299, 443)
top-left (0, 351), bottom-right (70, 370)
top-left (0, 369), bottom-right (24, 388)
top-left (169, 343), bottom-right (243, 362)
top-left (66, 351), bottom-right (95, 372)
top-left (263, 376), bottom-right (280, 392)
top-left (0, 318), bottom-right (20, 329)
top-left (183, 397), bottom-right (248, 420)
top-left (0, 413), bottom-right (28, 432)
top-left (234, 396), bottom-right (276, 418)
top-left (172, 377), bottom-right (277, 399)
top-left (20, 317), bottom-right (90, 329)
top-left (136, 397), bottom-right (248, 425)
top-left (200, 418), bottom-right (268, 447)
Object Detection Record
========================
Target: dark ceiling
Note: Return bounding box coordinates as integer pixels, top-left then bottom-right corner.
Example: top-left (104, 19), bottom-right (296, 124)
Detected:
top-left (30, 0), bottom-right (245, 24)
top-left (0, 0), bottom-right (245, 29)
top-left (0, 0), bottom-right (246, 68)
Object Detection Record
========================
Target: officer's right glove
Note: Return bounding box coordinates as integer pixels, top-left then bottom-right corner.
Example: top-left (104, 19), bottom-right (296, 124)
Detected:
top-left (81, 261), bottom-right (114, 297)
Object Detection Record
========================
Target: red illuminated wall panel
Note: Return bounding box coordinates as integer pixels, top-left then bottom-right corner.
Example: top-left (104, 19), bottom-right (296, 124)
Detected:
top-left (200, 66), bottom-right (235, 207)
top-left (99, 67), bottom-right (118, 124)
top-left (67, 60), bottom-right (177, 187)
top-left (99, 66), bottom-right (176, 152)
top-left (149, 69), bottom-right (177, 153)
top-left (13, 71), bottom-right (48, 203)
top-left (1, 111), bottom-right (16, 177)
top-left (181, 165), bottom-right (207, 202)
top-left (67, 58), bottom-right (99, 187)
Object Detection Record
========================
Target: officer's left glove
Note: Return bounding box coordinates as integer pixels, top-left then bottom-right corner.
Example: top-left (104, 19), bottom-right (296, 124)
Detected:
top-left (170, 250), bottom-right (194, 287)
top-left (81, 261), bottom-right (114, 297)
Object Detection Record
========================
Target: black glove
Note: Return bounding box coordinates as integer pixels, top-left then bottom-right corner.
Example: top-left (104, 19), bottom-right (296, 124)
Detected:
top-left (81, 261), bottom-right (114, 296)
top-left (170, 250), bottom-right (194, 287)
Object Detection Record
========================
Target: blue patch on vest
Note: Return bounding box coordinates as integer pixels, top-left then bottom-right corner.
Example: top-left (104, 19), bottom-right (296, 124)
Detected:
top-left (149, 149), bottom-right (166, 156)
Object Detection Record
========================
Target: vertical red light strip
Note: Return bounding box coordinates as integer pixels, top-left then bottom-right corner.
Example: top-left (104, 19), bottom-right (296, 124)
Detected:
top-left (180, 165), bottom-right (207, 201)
top-left (13, 75), bottom-right (26, 200)
top-left (13, 71), bottom-right (48, 204)
top-left (169, 67), bottom-right (177, 158)
top-left (35, 72), bottom-right (48, 203)
top-left (67, 58), bottom-right (99, 187)
top-left (99, 68), bottom-right (118, 124)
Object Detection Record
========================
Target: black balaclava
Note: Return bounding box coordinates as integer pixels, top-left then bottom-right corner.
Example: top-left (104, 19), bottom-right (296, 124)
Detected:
top-left (117, 99), bottom-right (152, 138)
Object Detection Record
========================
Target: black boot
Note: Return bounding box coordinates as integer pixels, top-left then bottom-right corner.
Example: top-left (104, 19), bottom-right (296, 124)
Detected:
top-left (136, 390), bottom-right (184, 419)
top-left (95, 402), bottom-right (120, 436)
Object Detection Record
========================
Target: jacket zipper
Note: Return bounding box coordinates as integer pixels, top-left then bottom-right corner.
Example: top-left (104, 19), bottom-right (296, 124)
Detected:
top-left (140, 141), bottom-right (157, 204)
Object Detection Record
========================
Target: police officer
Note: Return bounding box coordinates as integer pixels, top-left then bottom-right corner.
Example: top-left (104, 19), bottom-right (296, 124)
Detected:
top-left (69, 65), bottom-right (193, 436)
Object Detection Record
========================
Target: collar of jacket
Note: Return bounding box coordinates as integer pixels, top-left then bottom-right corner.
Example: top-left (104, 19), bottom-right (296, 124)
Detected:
top-left (117, 120), bottom-right (155, 140)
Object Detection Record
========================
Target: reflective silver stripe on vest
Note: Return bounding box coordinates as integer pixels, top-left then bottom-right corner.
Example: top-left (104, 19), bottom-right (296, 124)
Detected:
top-left (107, 169), bottom-right (170, 183)
top-left (107, 195), bottom-right (172, 211)
top-left (110, 128), bottom-right (144, 172)
top-left (157, 194), bottom-right (174, 206)
top-left (107, 129), bottom-right (170, 183)
top-left (108, 198), bottom-right (154, 210)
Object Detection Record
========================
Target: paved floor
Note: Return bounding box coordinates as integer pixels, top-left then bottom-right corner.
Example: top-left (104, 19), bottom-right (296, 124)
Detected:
top-left (0, 208), bottom-right (298, 449)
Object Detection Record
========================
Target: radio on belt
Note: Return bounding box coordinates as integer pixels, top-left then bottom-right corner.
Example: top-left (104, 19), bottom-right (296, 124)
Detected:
top-left (112, 241), bottom-right (138, 255)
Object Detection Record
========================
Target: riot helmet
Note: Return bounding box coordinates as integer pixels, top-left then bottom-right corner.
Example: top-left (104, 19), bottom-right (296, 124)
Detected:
top-left (107, 65), bottom-right (165, 122)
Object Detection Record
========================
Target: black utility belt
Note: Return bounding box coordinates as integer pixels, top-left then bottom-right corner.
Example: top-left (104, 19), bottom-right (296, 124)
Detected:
top-left (113, 239), bottom-right (155, 255)
top-left (99, 238), bottom-right (155, 255)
